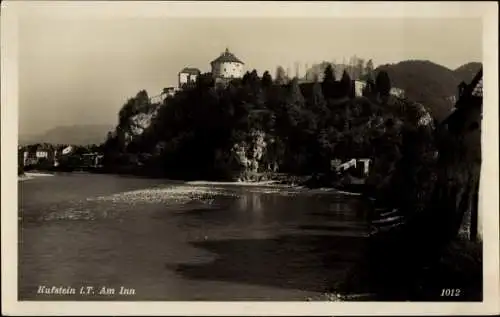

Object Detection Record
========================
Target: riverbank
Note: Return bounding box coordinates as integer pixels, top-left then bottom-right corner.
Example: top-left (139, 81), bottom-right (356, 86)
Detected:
top-left (18, 167), bottom-right (365, 197)
top-left (22, 165), bottom-right (345, 187)
top-left (18, 171), bottom-right (55, 181)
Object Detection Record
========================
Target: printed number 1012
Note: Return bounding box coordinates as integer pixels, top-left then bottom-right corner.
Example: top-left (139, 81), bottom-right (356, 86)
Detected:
top-left (441, 289), bottom-right (461, 297)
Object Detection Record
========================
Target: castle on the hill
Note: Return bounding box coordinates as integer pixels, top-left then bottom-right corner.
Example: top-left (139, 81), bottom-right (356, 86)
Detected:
top-left (149, 49), bottom-right (406, 104)
top-left (178, 48), bottom-right (245, 88)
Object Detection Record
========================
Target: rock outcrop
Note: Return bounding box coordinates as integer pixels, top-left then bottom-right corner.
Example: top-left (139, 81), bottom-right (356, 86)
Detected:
top-left (229, 129), bottom-right (275, 181)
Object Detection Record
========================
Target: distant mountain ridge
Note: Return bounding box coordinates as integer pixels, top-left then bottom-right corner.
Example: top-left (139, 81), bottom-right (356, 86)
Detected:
top-left (453, 62), bottom-right (483, 83)
top-left (374, 61), bottom-right (482, 121)
top-left (19, 124), bottom-right (114, 146)
top-left (304, 60), bottom-right (482, 121)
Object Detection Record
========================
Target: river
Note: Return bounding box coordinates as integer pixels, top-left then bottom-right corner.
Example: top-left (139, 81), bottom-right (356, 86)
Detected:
top-left (18, 173), bottom-right (370, 301)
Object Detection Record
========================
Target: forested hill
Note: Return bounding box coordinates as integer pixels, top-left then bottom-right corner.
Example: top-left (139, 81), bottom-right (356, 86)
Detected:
top-left (453, 62), bottom-right (483, 83)
top-left (374, 61), bottom-right (482, 121)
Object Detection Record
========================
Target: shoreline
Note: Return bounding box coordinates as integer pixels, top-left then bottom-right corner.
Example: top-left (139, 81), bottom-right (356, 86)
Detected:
top-left (186, 180), bottom-right (281, 187)
top-left (17, 169), bottom-right (363, 195)
top-left (24, 171), bottom-right (55, 177)
top-left (18, 171), bottom-right (55, 181)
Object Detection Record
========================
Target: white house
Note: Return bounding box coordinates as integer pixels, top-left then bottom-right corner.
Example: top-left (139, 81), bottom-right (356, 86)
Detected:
top-left (36, 150), bottom-right (49, 159)
top-left (210, 48), bottom-right (245, 82)
top-left (354, 80), bottom-right (368, 97)
top-left (353, 79), bottom-right (405, 98)
top-left (332, 158), bottom-right (372, 176)
top-left (178, 67), bottom-right (201, 88)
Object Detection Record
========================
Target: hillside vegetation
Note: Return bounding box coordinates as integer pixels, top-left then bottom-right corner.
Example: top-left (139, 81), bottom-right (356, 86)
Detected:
top-left (374, 60), bottom-right (482, 121)
top-left (101, 65), bottom-right (435, 186)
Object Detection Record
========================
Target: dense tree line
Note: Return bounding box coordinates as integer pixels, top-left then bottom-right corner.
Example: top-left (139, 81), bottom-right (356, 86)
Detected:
top-left (101, 65), bottom-right (434, 184)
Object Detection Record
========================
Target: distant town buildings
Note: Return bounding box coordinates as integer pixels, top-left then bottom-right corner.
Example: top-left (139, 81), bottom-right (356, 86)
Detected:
top-left (18, 144), bottom-right (105, 170)
top-left (21, 146), bottom-right (53, 167)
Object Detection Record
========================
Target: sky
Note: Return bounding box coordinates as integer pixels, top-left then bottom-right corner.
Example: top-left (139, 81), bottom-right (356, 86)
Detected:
top-left (17, 5), bottom-right (483, 136)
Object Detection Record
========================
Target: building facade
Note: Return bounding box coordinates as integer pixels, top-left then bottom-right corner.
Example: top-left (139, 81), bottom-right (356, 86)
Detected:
top-left (210, 48), bottom-right (245, 82)
top-left (178, 67), bottom-right (201, 88)
top-left (149, 87), bottom-right (179, 104)
top-left (352, 79), bottom-right (405, 98)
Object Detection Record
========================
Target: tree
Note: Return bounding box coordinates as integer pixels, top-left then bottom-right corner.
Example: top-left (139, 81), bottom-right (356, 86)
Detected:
top-left (261, 71), bottom-right (273, 88)
top-left (248, 69), bottom-right (260, 88)
top-left (365, 59), bottom-right (374, 76)
top-left (311, 81), bottom-right (326, 110)
top-left (287, 78), bottom-right (305, 109)
top-left (135, 90), bottom-right (149, 108)
top-left (275, 66), bottom-right (287, 85)
top-left (362, 71), bottom-right (376, 97)
top-left (276, 77), bottom-right (304, 133)
top-left (250, 69), bottom-right (259, 79)
top-left (309, 80), bottom-right (328, 128)
top-left (324, 63), bottom-right (336, 82)
top-left (322, 64), bottom-right (336, 99)
top-left (242, 71), bottom-right (252, 85)
top-left (376, 70), bottom-right (392, 96)
top-left (356, 58), bottom-right (365, 79)
top-left (340, 70), bottom-right (352, 97)
top-left (104, 131), bottom-right (112, 143)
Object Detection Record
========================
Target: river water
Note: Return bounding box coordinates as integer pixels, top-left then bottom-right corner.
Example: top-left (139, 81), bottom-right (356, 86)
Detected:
top-left (18, 173), bottom-right (370, 301)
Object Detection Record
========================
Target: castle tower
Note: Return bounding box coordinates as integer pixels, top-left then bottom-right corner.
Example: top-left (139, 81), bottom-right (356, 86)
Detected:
top-left (210, 47), bottom-right (245, 83)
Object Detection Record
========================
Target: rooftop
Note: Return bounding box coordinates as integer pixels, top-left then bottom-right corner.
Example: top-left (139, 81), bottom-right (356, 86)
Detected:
top-left (179, 67), bottom-right (201, 75)
top-left (210, 48), bottom-right (244, 65)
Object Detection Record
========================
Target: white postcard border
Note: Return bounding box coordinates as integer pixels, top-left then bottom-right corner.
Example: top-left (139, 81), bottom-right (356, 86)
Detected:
top-left (2, 1), bottom-right (498, 315)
